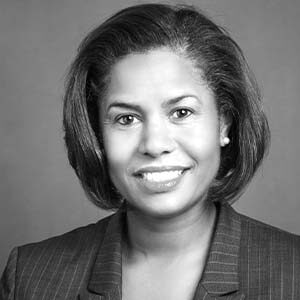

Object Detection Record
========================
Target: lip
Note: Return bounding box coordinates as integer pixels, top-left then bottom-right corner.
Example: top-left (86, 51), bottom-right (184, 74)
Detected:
top-left (133, 165), bottom-right (191, 194)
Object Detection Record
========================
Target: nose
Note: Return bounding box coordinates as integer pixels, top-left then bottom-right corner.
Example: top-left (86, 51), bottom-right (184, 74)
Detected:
top-left (138, 120), bottom-right (176, 158)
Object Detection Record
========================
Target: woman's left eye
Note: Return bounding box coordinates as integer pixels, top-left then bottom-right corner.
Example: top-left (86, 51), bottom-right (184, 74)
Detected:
top-left (171, 108), bottom-right (193, 119)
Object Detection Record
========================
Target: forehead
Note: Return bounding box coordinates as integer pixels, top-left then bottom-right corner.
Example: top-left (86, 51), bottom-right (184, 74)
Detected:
top-left (106, 48), bottom-right (207, 98)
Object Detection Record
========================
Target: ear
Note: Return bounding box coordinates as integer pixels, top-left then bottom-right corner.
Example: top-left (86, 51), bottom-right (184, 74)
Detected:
top-left (219, 113), bottom-right (232, 147)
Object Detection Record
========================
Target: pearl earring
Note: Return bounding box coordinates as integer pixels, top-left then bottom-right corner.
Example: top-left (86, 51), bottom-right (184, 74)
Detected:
top-left (222, 137), bottom-right (230, 146)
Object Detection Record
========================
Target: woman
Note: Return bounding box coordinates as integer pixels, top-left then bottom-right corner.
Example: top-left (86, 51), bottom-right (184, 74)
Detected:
top-left (1, 3), bottom-right (299, 300)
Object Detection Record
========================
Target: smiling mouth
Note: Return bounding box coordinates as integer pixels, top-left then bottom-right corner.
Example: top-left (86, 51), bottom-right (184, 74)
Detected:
top-left (133, 167), bottom-right (190, 193)
top-left (137, 170), bottom-right (184, 182)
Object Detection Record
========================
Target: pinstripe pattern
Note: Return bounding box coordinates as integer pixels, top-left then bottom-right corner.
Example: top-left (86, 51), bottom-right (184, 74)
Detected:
top-left (1, 204), bottom-right (300, 299)
top-left (87, 214), bottom-right (123, 299)
top-left (1, 217), bottom-right (110, 300)
top-left (239, 212), bottom-right (300, 299)
top-left (193, 204), bottom-right (243, 300)
top-left (0, 247), bottom-right (17, 300)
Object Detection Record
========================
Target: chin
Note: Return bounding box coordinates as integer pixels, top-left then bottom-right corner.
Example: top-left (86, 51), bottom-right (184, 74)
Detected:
top-left (126, 191), bottom-right (205, 220)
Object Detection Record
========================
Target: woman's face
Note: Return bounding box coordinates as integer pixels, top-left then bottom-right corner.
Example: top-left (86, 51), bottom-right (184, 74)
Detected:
top-left (101, 48), bottom-right (228, 218)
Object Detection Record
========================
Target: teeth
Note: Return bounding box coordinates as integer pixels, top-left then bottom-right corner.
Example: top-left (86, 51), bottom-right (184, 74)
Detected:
top-left (141, 170), bottom-right (183, 182)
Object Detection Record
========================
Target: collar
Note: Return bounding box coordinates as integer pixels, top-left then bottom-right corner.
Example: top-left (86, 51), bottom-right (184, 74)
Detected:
top-left (196, 203), bottom-right (242, 298)
top-left (87, 210), bottom-right (123, 298)
top-left (85, 204), bottom-right (243, 300)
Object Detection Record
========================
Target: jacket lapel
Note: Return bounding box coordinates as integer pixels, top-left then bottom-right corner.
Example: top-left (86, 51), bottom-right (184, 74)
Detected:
top-left (79, 204), bottom-right (245, 300)
top-left (194, 204), bottom-right (245, 300)
top-left (79, 210), bottom-right (124, 300)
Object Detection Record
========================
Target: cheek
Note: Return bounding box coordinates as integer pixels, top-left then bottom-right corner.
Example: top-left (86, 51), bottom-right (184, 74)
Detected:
top-left (102, 129), bottom-right (142, 199)
top-left (103, 129), bottom-right (139, 173)
top-left (102, 131), bottom-right (129, 193)
top-left (179, 120), bottom-right (221, 162)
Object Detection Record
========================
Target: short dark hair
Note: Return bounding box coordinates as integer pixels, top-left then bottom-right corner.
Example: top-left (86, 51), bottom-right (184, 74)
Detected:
top-left (63, 3), bottom-right (270, 209)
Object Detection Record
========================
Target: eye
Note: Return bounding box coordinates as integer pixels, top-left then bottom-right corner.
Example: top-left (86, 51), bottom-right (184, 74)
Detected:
top-left (116, 114), bottom-right (139, 126)
top-left (171, 108), bottom-right (193, 120)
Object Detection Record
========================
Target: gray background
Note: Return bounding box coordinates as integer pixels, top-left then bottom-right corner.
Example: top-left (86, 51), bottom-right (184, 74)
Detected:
top-left (1, 0), bottom-right (299, 272)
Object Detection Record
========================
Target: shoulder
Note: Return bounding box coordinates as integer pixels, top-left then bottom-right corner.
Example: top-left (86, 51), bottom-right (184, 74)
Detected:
top-left (1, 213), bottom-right (114, 299)
top-left (218, 203), bottom-right (300, 249)
top-left (232, 207), bottom-right (300, 297)
top-left (237, 208), bottom-right (300, 251)
top-left (17, 213), bottom-right (112, 262)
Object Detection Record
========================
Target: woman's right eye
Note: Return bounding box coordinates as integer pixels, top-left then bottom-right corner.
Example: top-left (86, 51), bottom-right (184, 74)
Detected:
top-left (116, 114), bottom-right (139, 126)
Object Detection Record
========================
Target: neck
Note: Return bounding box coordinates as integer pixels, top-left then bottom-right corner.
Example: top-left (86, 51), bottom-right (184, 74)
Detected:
top-left (124, 201), bottom-right (217, 260)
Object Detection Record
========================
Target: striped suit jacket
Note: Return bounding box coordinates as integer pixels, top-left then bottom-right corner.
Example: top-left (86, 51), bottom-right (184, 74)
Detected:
top-left (1, 204), bottom-right (300, 300)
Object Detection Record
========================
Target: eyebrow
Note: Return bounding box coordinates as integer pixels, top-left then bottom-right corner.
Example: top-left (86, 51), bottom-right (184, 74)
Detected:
top-left (106, 102), bottom-right (141, 112)
top-left (162, 95), bottom-right (200, 108)
top-left (106, 95), bottom-right (200, 112)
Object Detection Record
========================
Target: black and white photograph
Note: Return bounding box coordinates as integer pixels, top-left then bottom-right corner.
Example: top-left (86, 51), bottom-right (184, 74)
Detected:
top-left (1, 1), bottom-right (300, 299)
